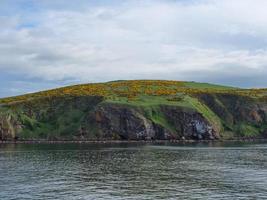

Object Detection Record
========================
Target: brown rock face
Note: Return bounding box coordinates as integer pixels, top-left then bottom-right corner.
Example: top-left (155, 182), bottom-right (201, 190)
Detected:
top-left (249, 110), bottom-right (263, 123)
top-left (1, 93), bottom-right (266, 141)
top-left (92, 104), bottom-right (218, 140)
top-left (160, 106), bottom-right (218, 140)
top-left (0, 115), bottom-right (22, 140)
top-left (94, 105), bottom-right (160, 140)
top-left (197, 93), bottom-right (267, 126)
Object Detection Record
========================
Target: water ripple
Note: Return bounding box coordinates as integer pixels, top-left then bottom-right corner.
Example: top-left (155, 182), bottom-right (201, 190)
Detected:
top-left (0, 142), bottom-right (267, 199)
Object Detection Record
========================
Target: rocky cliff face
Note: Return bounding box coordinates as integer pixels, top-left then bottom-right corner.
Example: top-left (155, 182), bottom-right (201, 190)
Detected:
top-left (0, 114), bottom-right (22, 140)
top-left (83, 103), bottom-right (218, 140)
top-left (94, 104), bottom-right (160, 140)
top-left (159, 105), bottom-right (218, 140)
top-left (197, 93), bottom-right (267, 138)
top-left (197, 94), bottom-right (267, 124)
top-left (0, 93), bottom-right (266, 141)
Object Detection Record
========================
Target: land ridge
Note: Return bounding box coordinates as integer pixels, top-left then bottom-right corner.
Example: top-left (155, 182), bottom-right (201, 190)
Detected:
top-left (1, 80), bottom-right (267, 141)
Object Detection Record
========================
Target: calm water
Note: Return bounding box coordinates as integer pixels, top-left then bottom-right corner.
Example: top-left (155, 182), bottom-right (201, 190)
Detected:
top-left (1, 142), bottom-right (267, 200)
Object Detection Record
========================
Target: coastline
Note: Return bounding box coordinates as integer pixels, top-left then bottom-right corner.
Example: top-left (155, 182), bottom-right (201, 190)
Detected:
top-left (1, 138), bottom-right (267, 144)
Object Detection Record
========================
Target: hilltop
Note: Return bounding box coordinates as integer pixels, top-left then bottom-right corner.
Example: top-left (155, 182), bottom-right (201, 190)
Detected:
top-left (0, 80), bottom-right (267, 141)
top-left (0, 80), bottom-right (252, 104)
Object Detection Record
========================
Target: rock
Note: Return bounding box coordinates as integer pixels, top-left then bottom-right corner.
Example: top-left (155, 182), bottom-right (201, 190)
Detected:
top-left (91, 104), bottom-right (218, 140)
top-left (0, 92), bottom-right (267, 141)
top-left (0, 114), bottom-right (22, 140)
top-left (160, 105), bottom-right (218, 140)
top-left (94, 104), bottom-right (157, 140)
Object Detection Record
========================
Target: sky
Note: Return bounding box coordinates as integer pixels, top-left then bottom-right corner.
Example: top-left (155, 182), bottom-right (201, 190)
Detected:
top-left (1, 0), bottom-right (267, 97)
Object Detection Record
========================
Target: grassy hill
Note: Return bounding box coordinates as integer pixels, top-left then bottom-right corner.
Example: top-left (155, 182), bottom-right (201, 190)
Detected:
top-left (0, 80), bottom-right (267, 141)
top-left (0, 80), bottom-right (264, 104)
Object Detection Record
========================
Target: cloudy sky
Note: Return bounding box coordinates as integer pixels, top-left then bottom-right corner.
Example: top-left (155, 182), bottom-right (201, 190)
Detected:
top-left (1, 0), bottom-right (267, 97)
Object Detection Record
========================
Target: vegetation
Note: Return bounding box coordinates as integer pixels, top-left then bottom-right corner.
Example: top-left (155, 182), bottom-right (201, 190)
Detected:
top-left (0, 80), bottom-right (266, 140)
top-left (1, 80), bottom-right (266, 105)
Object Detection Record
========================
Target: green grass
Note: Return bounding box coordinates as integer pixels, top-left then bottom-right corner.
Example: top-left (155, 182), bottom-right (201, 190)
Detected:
top-left (1, 80), bottom-right (265, 105)
top-left (235, 124), bottom-right (260, 137)
top-left (185, 96), bottom-right (222, 132)
top-left (105, 94), bottom-right (223, 134)
top-left (142, 106), bottom-right (177, 133)
top-left (105, 95), bottom-right (193, 108)
top-left (0, 80), bottom-right (267, 140)
top-left (182, 81), bottom-right (237, 90)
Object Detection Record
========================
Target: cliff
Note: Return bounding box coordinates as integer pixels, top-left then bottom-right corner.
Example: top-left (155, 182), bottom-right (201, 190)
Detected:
top-left (0, 80), bottom-right (267, 141)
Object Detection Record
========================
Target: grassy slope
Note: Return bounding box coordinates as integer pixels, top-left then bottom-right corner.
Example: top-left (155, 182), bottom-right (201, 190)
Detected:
top-left (0, 80), bottom-right (267, 139)
top-left (0, 80), bottom-right (251, 104)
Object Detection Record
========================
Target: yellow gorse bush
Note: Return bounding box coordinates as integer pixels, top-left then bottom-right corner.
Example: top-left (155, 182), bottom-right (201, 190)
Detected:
top-left (1, 80), bottom-right (266, 104)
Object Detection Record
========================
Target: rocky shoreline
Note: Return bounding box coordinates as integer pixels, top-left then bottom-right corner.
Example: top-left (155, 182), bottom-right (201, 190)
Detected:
top-left (1, 80), bottom-right (267, 142)
top-left (1, 138), bottom-right (267, 144)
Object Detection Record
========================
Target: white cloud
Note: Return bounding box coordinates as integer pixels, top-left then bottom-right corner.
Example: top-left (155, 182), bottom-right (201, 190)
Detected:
top-left (1, 0), bottom-right (267, 89)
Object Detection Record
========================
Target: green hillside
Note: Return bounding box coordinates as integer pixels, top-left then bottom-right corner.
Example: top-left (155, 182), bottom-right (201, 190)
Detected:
top-left (0, 80), bottom-right (267, 141)
top-left (0, 80), bottom-right (264, 104)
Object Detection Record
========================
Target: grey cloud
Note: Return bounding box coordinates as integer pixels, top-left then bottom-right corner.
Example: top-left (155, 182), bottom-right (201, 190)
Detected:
top-left (180, 65), bottom-right (267, 88)
top-left (0, 0), bottom-right (267, 96)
